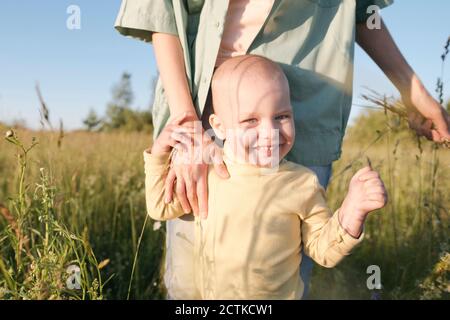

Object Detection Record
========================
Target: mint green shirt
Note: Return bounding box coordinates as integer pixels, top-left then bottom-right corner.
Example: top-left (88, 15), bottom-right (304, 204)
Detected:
top-left (115, 0), bottom-right (393, 166)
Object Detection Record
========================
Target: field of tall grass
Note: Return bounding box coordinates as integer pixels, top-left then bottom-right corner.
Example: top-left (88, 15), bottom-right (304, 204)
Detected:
top-left (0, 129), bottom-right (165, 299)
top-left (0, 108), bottom-right (448, 300)
top-left (310, 110), bottom-right (449, 300)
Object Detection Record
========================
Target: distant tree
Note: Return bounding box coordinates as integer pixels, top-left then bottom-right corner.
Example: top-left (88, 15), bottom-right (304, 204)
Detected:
top-left (103, 72), bottom-right (134, 131)
top-left (112, 72), bottom-right (134, 108)
top-left (94, 72), bottom-right (153, 133)
top-left (83, 109), bottom-right (102, 131)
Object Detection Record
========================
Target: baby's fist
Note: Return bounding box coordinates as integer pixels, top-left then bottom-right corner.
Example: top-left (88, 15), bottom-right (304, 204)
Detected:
top-left (347, 166), bottom-right (388, 216)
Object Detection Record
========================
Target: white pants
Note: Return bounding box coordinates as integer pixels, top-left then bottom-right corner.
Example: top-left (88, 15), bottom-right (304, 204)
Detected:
top-left (164, 214), bottom-right (200, 300)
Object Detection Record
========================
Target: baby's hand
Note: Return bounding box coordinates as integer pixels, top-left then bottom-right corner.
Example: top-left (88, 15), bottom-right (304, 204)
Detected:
top-left (339, 166), bottom-right (387, 238)
top-left (343, 166), bottom-right (388, 218)
top-left (151, 113), bottom-right (196, 155)
top-left (348, 166), bottom-right (388, 215)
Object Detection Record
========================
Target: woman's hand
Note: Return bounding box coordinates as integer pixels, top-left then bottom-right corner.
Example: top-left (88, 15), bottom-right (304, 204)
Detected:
top-left (356, 20), bottom-right (450, 145)
top-left (163, 119), bottom-right (230, 218)
top-left (151, 112), bottom-right (197, 155)
top-left (403, 75), bottom-right (450, 143)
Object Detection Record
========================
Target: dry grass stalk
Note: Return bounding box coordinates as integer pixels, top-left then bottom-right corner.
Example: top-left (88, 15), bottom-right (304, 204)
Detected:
top-left (0, 203), bottom-right (30, 255)
top-left (361, 89), bottom-right (450, 149)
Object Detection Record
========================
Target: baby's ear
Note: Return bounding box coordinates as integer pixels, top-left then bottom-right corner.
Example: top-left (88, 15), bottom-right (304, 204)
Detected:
top-left (209, 114), bottom-right (226, 140)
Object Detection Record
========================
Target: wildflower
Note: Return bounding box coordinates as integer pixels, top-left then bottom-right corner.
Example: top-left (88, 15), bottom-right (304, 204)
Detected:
top-left (5, 130), bottom-right (14, 138)
top-left (153, 221), bottom-right (162, 231)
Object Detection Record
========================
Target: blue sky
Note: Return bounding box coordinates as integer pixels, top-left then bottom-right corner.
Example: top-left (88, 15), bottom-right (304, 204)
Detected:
top-left (0, 0), bottom-right (449, 130)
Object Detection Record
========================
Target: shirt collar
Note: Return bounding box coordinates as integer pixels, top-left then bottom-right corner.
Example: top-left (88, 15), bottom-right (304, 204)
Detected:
top-left (222, 147), bottom-right (288, 176)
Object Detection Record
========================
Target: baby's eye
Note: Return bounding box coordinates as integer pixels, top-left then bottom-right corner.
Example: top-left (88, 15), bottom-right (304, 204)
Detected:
top-left (242, 118), bottom-right (258, 124)
top-left (275, 114), bottom-right (291, 121)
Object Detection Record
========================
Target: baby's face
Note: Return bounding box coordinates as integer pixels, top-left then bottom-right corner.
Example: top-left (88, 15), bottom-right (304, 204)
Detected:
top-left (216, 72), bottom-right (295, 167)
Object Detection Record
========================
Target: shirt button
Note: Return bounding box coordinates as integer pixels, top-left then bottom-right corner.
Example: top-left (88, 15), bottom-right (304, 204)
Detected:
top-left (215, 22), bottom-right (223, 35)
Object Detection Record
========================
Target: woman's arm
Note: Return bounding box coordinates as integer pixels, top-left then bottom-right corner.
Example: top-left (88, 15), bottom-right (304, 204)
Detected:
top-left (152, 32), bottom-right (204, 216)
top-left (152, 33), bottom-right (229, 219)
top-left (356, 19), bottom-right (450, 142)
top-left (152, 33), bottom-right (198, 120)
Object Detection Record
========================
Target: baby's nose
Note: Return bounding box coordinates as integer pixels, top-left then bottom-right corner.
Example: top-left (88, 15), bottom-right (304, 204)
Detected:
top-left (258, 126), bottom-right (279, 143)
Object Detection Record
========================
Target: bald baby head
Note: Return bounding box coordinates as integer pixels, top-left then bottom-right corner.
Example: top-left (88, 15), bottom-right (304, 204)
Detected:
top-left (208, 55), bottom-right (295, 167)
top-left (211, 55), bottom-right (290, 121)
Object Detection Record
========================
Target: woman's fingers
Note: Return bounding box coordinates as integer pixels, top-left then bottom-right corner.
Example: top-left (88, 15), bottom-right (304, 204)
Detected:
top-left (172, 126), bottom-right (197, 134)
top-left (408, 112), bottom-right (428, 138)
top-left (430, 106), bottom-right (450, 140)
top-left (164, 124), bottom-right (215, 218)
top-left (419, 119), bottom-right (434, 141)
top-left (165, 130), bottom-right (196, 157)
top-left (172, 131), bottom-right (194, 146)
top-left (197, 169), bottom-right (208, 219)
top-left (172, 142), bottom-right (189, 155)
top-left (175, 175), bottom-right (191, 214)
top-left (430, 129), bottom-right (442, 143)
top-left (164, 167), bottom-right (177, 204)
top-left (169, 125), bottom-right (204, 158)
top-left (185, 178), bottom-right (199, 216)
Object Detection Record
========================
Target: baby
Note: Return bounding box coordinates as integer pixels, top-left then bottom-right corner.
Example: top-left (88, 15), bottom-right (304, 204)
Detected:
top-left (144, 55), bottom-right (387, 299)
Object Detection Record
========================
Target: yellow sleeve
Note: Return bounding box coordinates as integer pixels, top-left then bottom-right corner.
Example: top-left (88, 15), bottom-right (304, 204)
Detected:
top-left (115, 0), bottom-right (178, 43)
top-left (144, 150), bottom-right (185, 221)
top-left (299, 177), bottom-right (364, 268)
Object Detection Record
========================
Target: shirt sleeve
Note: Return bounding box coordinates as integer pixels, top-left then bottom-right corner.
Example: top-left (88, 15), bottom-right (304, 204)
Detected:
top-left (144, 149), bottom-right (186, 220)
top-left (299, 177), bottom-right (364, 268)
top-left (114, 0), bottom-right (178, 43)
top-left (355, 0), bottom-right (394, 24)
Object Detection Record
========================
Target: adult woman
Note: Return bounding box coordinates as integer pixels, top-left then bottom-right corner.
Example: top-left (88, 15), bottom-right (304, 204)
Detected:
top-left (115, 0), bottom-right (450, 299)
